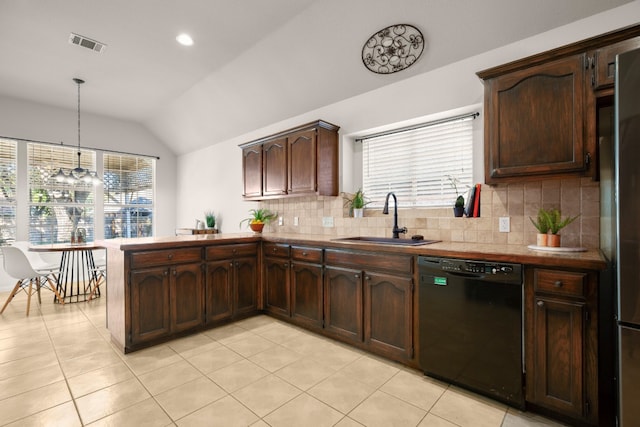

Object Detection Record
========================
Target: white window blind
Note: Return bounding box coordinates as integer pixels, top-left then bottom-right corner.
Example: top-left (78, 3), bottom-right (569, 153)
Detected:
top-left (28, 143), bottom-right (96, 244)
top-left (104, 154), bottom-right (154, 239)
top-left (361, 113), bottom-right (477, 207)
top-left (0, 139), bottom-right (17, 244)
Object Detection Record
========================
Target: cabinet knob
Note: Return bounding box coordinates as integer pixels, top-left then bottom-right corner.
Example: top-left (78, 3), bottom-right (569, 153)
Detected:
top-left (365, 276), bottom-right (371, 281)
top-left (230, 262), bottom-right (234, 267)
top-left (354, 274), bottom-right (360, 279)
top-left (302, 252), bottom-right (308, 256)
top-left (284, 262), bottom-right (289, 268)
top-left (167, 253), bottom-right (173, 260)
top-left (272, 247), bottom-right (278, 253)
top-left (232, 249), bottom-right (237, 254)
top-left (537, 300), bottom-right (544, 307)
top-left (163, 270), bottom-right (168, 276)
top-left (172, 269), bottom-right (177, 276)
top-left (554, 280), bottom-right (563, 288)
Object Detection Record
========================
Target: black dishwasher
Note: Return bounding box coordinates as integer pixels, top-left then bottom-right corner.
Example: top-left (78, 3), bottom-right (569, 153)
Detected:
top-left (418, 256), bottom-right (524, 408)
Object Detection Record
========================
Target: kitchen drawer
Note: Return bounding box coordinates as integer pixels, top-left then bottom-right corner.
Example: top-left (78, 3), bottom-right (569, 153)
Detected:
top-left (206, 243), bottom-right (257, 260)
top-left (325, 249), bottom-right (413, 275)
top-left (291, 246), bottom-right (323, 263)
top-left (534, 268), bottom-right (586, 297)
top-left (130, 247), bottom-right (202, 269)
top-left (263, 242), bottom-right (290, 258)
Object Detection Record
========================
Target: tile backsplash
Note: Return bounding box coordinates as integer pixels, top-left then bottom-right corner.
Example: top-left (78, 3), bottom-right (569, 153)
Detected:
top-left (261, 177), bottom-right (600, 249)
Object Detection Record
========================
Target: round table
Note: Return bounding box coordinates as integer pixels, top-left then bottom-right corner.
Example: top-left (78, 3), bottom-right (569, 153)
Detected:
top-left (30, 243), bottom-right (105, 303)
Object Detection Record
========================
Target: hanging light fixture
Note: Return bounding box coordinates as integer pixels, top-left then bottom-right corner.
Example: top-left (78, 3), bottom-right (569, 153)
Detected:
top-left (52, 78), bottom-right (101, 185)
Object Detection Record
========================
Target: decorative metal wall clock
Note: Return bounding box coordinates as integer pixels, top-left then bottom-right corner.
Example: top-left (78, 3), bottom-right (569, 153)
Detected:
top-left (362, 24), bottom-right (424, 74)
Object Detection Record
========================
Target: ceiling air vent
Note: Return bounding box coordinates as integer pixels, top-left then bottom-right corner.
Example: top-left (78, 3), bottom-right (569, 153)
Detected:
top-left (68, 33), bottom-right (107, 53)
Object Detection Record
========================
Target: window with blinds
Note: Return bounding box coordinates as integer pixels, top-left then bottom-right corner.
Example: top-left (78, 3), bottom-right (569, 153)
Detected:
top-left (361, 113), bottom-right (476, 207)
top-left (0, 139), bottom-right (17, 244)
top-left (104, 154), bottom-right (154, 239)
top-left (28, 143), bottom-right (96, 244)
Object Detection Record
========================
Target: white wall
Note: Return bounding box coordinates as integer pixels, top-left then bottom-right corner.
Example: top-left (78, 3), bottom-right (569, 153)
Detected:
top-left (0, 95), bottom-right (177, 290)
top-left (175, 2), bottom-right (640, 231)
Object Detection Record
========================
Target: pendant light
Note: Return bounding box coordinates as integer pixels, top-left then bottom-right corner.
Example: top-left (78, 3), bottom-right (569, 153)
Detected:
top-left (52, 78), bottom-right (101, 185)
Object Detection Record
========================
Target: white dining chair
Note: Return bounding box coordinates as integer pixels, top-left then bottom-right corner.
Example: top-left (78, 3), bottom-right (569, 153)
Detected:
top-left (87, 249), bottom-right (106, 301)
top-left (0, 246), bottom-right (65, 316)
top-left (11, 241), bottom-right (60, 275)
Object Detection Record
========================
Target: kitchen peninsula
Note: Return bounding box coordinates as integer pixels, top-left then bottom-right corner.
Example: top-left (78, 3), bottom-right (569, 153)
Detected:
top-left (101, 231), bottom-right (605, 425)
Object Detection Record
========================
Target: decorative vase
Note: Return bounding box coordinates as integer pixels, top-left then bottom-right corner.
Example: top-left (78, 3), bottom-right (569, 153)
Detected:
top-left (536, 233), bottom-right (548, 247)
top-left (249, 222), bottom-right (265, 233)
top-left (353, 208), bottom-right (364, 218)
top-left (453, 206), bottom-right (464, 217)
top-left (548, 233), bottom-right (561, 247)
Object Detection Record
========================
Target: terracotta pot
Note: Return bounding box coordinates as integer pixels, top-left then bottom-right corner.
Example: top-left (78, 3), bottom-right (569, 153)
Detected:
top-left (249, 222), bottom-right (264, 233)
top-left (548, 233), bottom-right (561, 247)
top-left (536, 233), bottom-right (548, 247)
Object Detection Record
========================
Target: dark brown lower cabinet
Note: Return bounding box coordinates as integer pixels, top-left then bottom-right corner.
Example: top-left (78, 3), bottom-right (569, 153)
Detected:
top-left (131, 262), bottom-right (203, 345)
top-left (234, 257), bottom-right (258, 316)
top-left (204, 260), bottom-right (233, 323)
top-left (264, 256), bottom-right (290, 317)
top-left (525, 267), bottom-right (599, 426)
top-left (324, 266), bottom-right (363, 343)
top-left (364, 272), bottom-right (414, 360)
top-left (290, 261), bottom-right (323, 330)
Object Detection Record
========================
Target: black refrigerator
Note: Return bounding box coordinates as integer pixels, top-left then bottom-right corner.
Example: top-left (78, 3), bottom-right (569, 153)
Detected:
top-left (614, 47), bottom-right (640, 427)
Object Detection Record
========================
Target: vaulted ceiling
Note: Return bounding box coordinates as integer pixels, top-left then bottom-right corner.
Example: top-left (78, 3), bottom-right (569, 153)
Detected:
top-left (0, 0), bottom-right (633, 154)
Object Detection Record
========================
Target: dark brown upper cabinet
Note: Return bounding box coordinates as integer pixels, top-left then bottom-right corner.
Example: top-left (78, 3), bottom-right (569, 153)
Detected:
top-left (239, 120), bottom-right (339, 200)
top-left (478, 24), bottom-right (640, 184)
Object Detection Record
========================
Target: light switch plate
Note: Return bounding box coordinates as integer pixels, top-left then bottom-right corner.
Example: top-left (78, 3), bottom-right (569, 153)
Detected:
top-left (322, 216), bottom-right (334, 227)
top-left (499, 217), bottom-right (510, 233)
top-left (294, 216), bottom-right (299, 226)
top-left (278, 216), bottom-right (284, 226)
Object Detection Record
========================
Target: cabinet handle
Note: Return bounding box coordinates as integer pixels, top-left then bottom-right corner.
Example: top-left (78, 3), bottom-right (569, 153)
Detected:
top-left (554, 280), bottom-right (563, 288)
top-left (537, 300), bottom-right (544, 307)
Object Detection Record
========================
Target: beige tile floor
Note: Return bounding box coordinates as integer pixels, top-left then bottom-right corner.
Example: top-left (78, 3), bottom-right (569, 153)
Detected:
top-left (0, 290), bottom-right (568, 427)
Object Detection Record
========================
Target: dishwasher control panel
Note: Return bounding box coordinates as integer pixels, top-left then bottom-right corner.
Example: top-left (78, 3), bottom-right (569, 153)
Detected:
top-left (421, 256), bottom-right (522, 281)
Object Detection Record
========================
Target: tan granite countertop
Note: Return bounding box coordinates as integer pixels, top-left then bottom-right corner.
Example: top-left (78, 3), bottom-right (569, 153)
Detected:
top-left (99, 232), bottom-right (606, 271)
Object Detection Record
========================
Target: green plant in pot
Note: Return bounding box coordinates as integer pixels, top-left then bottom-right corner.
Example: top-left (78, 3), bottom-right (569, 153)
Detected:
top-left (529, 208), bottom-right (550, 246)
top-left (204, 210), bottom-right (216, 229)
top-left (542, 208), bottom-right (580, 247)
top-left (239, 208), bottom-right (277, 233)
top-left (344, 188), bottom-right (370, 218)
top-left (447, 176), bottom-right (465, 217)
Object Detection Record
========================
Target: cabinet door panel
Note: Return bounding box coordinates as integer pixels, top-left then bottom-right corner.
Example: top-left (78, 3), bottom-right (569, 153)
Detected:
top-left (235, 257), bottom-right (258, 316)
top-left (485, 54), bottom-right (586, 182)
top-left (263, 138), bottom-right (287, 196)
top-left (291, 262), bottom-right (323, 329)
top-left (364, 272), bottom-right (413, 359)
top-left (324, 266), bottom-right (363, 343)
top-left (288, 129), bottom-right (317, 194)
top-left (171, 263), bottom-right (203, 332)
top-left (131, 267), bottom-right (170, 344)
top-left (532, 296), bottom-right (584, 418)
top-left (243, 146), bottom-right (262, 197)
top-left (205, 260), bottom-right (233, 323)
top-left (264, 257), bottom-right (290, 317)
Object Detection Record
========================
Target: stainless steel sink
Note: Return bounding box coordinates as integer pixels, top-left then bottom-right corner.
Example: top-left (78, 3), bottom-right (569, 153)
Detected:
top-left (332, 236), bottom-right (441, 246)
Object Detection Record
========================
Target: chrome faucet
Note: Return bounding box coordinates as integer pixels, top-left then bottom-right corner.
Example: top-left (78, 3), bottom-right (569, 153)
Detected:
top-left (383, 192), bottom-right (408, 238)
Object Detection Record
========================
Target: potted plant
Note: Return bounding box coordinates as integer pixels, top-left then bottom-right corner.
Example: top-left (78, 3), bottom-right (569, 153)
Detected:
top-left (344, 189), bottom-right (370, 218)
top-left (204, 210), bottom-right (216, 229)
top-left (542, 208), bottom-right (580, 247)
top-left (529, 208), bottom-right (550, 246)
top-left (239, 208), bottom-right (277, 233)
top-left (447, 176), bottom-right (465, 217)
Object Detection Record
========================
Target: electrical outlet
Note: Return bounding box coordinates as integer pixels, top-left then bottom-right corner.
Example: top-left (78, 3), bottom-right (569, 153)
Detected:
top-left (294, 216), bottom-right (299, 226)
top-left (499, 216), bottom-right (510, 233)
top-left (322, 216), bottom-right (334, 227)
top-left (278, 216), bottom-right (284, 226)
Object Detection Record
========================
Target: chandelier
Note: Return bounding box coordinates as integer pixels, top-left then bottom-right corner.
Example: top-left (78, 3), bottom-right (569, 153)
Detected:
top-left (51, 78), bottom-right (102, 185)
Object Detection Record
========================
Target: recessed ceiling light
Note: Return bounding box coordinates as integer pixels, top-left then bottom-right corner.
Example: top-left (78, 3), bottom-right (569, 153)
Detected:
top-left (176, 33), bottom-right (194, 46)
